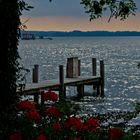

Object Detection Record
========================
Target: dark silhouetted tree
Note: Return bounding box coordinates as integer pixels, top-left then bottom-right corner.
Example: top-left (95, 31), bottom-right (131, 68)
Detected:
top-left (0, 0), bottom-right (33, 139)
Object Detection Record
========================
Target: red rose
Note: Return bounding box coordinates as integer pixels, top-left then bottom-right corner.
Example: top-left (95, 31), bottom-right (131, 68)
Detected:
top-left (52, 122), bottom-right (61, 132)
top-left (65, 117), bottom-right (83, 131)
top-left (36, 134), bottom-right (46, 140)
top-left (84, 117), bottom-right (99, 132)
top-left (26, 111), bottom-right (40, 122)
top-left (16, 100), bottom-right (35, 111)
top-left (45, 106), bottom-right (61, 118)
top-left (9, 132), bottom-right (22, 140)
top-left (108, 128), bottom-right (125, 140)
top-left (43, 90), bottom-right (58, 102)
top-left (75, 137), bottom-right (81, 140)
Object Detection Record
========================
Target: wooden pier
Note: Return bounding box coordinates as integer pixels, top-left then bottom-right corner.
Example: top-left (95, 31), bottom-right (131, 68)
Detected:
top-left (17, 58), bottom-right (105, 103)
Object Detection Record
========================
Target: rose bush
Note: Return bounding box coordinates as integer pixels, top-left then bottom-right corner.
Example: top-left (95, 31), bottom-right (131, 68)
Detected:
top-left (9, 90), bottom-right (140, 140)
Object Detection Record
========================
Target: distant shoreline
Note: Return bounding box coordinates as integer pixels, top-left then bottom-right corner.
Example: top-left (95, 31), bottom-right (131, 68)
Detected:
top-left (21, 30), bottom-right (140, 38)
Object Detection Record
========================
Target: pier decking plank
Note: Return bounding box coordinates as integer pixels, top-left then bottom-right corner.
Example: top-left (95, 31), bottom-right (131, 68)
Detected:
top-left (18, 76), bottom-right (101, 95)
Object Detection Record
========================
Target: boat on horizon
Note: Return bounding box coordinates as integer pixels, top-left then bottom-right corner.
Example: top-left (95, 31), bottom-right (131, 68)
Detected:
top-left (21, 33), bottom-right (35, 40)
top-left (46, 37), bottom-right (53, 40)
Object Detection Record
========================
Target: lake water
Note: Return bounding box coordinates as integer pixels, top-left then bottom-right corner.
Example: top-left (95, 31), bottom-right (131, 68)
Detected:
top-left (18, 37), bottom-right (140, 115)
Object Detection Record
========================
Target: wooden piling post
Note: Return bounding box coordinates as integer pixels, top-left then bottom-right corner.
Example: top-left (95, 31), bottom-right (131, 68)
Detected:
top-left (96, 84), bottom-right (100, 96)
top-left (66, 57), bottom-right (79, 78)
top-left (78, 59), bottom-right (81, 76)
top-left (77, 84), bottom-right (84, 98)
top-left (32, 64), bottom-right (39, 103)
top-left (92, 58), bottom-right (97, 91)
top-left (33, 64), bottom-right (39, 83)
top-left (92, 58), bottom-right (97, 76)
top-left (59, 65), bottom-right (66, 100)
top-left (100, 60), bottom-right (105, 97)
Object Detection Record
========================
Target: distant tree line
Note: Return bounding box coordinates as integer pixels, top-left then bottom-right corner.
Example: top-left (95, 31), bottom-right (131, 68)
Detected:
top-left (21, 30), bottom-right (140, 38)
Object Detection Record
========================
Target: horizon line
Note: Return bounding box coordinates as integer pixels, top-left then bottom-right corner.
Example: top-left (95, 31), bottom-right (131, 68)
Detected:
top-left (22, 30), bottom-right (140, 32)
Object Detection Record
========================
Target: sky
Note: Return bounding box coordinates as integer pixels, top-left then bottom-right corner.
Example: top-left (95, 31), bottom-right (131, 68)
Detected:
top-left (21, 0), bottom-right (140, 31)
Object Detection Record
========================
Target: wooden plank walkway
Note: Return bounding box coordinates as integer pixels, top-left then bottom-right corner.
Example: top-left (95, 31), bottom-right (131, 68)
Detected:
top-left (17, 76), bottom-right (101, 95)
top-left (17, 58), bottom-right (105, 103)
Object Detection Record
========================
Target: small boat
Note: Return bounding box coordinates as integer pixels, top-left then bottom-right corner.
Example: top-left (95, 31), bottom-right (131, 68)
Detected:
top-left (21, 33), bottom-right (35, 40)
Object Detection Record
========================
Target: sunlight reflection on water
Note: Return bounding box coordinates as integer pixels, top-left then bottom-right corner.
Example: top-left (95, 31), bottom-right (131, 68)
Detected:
top-left (18, 37), bottom-right (140, 115)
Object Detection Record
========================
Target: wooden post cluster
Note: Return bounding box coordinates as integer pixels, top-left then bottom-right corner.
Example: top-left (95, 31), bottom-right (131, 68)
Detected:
top-left (26, 58), bottom-right (105, 103)
top-left (65, 57), bottom-right (105, 98)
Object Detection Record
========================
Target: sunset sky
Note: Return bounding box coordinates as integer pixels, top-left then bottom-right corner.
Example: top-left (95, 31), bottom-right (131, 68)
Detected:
top-left (21, 0), bottom-right (140, 31)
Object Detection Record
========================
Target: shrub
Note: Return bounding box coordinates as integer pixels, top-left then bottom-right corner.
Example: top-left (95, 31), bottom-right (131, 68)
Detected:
top-left (9, 90), bottom-right (140, 140)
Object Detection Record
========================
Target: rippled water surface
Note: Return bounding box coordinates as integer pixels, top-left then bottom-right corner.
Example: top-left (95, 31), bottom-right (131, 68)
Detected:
top-left (18, 37), bottom-right (140, 114)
